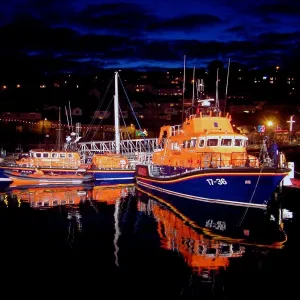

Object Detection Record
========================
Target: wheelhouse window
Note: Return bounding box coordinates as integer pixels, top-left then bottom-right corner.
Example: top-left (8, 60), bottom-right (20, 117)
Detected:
top-left (199, 139), bottom-right (205, 147)
top-left (171, 142), bottom-right (180, 150)
top-left (207, 138), bottom-right (219, 147)
top-left (60, 153), bottom-right (66, 158)
top-left (183, 140), bottom-right (191, 148)
top-left (35, 153), bottom-right (42, 158)
top-left (190, 139), bottom-right (197, 148)
top-left (43, 153), bottom-right (49, 158)
top-left (234, 138), bottom-right (244, 147)
top-left (52, 153), bottom-right (58, 158)
top-left (68, 153), bottom-right (73, 158)
top-left (221, 138), bottom-right (232, 146)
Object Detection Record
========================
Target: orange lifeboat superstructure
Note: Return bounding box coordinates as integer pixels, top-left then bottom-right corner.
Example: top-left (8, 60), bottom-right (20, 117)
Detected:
top-left (15, 149), bottom-right (82, 169)
top-left (154, 110), bottom-right (258, 169)
top-left (3, 149), bottom-right (94, 185)
top-left (91, 153), bottom-right (129, 170)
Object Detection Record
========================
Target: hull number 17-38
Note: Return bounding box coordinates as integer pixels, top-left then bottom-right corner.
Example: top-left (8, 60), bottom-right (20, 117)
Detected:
top-left (206, 178), bottom-right (227, 185)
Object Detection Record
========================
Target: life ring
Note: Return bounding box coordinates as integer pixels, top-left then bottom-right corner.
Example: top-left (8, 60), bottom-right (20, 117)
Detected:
top-left (120, 159), bottom-right (127, 168)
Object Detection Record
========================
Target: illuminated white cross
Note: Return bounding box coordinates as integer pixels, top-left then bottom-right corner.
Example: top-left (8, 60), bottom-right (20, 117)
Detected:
top-left (287, 115), bottom-right (295, 132)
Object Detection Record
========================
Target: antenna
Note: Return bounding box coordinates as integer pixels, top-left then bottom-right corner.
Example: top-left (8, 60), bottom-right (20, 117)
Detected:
top-left (69, 101), bottom-right (73, 132)
top-left (65, 106), bottom-right (70, 131)
top-left (225, 58), bottom-right (231, 112)
top-left (192, 66), bottom-right (195, 112)
top-left (196, 79), bottom-right (204, 100)
top-left (215, 68), bottom-right (219, 109)
top-left (56, 107), bottom-right (63, 150)
top-left (181, 55), bottom-right (186, 122)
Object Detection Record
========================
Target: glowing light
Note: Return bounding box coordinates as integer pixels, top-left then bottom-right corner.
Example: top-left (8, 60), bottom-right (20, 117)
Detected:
top-left (287, 115), bottom-right (295, 132)
top-left (266, 121), bottom-right (273, 127)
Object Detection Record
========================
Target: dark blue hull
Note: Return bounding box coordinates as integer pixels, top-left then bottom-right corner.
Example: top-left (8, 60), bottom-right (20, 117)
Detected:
top-left (0, 170), bottom-right (13, 190)
top-left (89, 169), bottom-right (135, 184)
top-left (136, 165), bottom-right (289, 208)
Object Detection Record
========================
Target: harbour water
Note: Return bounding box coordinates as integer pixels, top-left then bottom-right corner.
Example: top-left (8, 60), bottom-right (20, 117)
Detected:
top-left (0, 181), bottom-right (298, 298)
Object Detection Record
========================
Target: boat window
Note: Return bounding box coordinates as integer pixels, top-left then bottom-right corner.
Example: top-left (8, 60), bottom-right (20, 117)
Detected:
top-left (207, 138), bottom-right (219, 146)
top-left (199, 139), bottom-right (205, 147)
top-left (43, 153), bottom-right (49, 158)
top-left (60, 153), bottom-right (66, 158)
top-left (68, 153), bottom-right (73, 158)
top-left (36, 153), bottom-right (42, 158)
top-left (190, 139), bottom-right (197, 148)
top-left (221, 138), bottom-right (232, 146)
top-left (234, 139), bottom-right (243, 147)
top-left (52, 153), bottom-right (58, 158)
top-left (171, 142), bottom-right (180, 150)
top-left (183, 140), bottom-right (191, 148)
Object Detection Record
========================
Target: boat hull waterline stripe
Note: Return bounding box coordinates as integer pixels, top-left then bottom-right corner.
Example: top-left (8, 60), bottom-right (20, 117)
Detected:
top-left (136, 180), bottom-right (267, 209)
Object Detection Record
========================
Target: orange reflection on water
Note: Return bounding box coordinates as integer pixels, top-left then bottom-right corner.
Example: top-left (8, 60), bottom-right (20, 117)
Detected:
top-left (138, 200), bottom-right (245, 276)
top-left (9, 186), bottom-right (89, 208)
top-left (9, 184), bottom-right (135, 208)
top-left (91, 184), bottom-right (135, 205)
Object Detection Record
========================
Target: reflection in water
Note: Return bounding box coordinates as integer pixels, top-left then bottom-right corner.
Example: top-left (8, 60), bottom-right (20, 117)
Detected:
top-left (138, 199), bottom-right (245, 280)
top-left (114, 199), bottom-right (121, 266)
top-left (7, 184), bottom-right (135, 208)
top-left (1, 184), bottom-right (135, 262)
top-left (0, 183), bottom-right (295, 298)
top-left (136, 186), bottom-right (287, 286)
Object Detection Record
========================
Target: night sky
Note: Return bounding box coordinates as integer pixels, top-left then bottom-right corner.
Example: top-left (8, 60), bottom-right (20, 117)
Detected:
top-left (1, 0), bottom-right (300, 72)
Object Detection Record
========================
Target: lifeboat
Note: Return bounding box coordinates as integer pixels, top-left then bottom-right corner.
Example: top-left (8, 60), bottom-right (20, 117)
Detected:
top-left (136, 99), bottom-right (290, 208)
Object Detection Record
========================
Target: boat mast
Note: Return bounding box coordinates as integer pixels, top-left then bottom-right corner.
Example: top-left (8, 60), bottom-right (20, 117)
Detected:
top-left (69, 101), bottom-right (73, 133)
top-left (181, 55), bottom-right (186, 122)
top-left (224, 58), bottom-right (231, 112)
top-left (192, 65), bottom-right (195, 113)
top-left (215, 68), bottom-right (219, 110)
top-left (114, 71), bottom-right (120, 154)
top-left (56, 107), bottom-right (62, 151)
